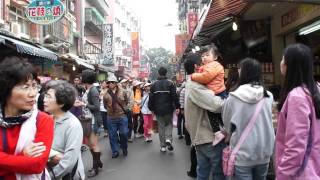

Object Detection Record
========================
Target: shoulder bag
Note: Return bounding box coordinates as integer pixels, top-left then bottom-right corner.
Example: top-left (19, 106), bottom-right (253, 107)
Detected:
top-left (223, 99), bottom-right (265, 176)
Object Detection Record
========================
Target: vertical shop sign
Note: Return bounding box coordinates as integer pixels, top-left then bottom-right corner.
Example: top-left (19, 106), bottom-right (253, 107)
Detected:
top-left (175, 34), bottom-right (190, 56)
top-left (26, 0), bottom-right (65, 25)
top-left (188, 12), bottom-right (198, 36)
top-left (131, 32), bottom-right (140, 68)
top-left (102, 24), bottom-right (114, 65)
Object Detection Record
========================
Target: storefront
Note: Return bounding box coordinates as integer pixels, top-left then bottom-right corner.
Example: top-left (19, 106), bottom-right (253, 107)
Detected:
top-left (269, 4), bottom-right (320, 83)
top-left (187, 1), bottom-right (320, 100)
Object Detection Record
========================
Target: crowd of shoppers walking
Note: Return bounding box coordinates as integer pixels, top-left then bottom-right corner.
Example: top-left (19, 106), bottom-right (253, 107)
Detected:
top-left (1, 42), bottom-right (320, 180)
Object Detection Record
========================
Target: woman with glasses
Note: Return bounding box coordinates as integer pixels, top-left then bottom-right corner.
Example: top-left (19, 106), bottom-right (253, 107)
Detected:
top-left (0, 56), bottom-right (54, 180)
top-left (43, 80), bottom-right (85, 180)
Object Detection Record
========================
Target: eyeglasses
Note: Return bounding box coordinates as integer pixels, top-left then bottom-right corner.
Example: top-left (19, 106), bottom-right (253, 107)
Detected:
top-left (15, 84), bottom-right (40, 92)
top-left (44, 93), bottom-right (56, 100)
top-left (108, 81), bottom-right (117, 84)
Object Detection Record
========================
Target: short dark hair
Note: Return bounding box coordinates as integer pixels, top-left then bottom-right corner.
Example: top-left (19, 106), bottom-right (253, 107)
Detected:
top-left (46, 80), bottom-right (77, 112)
top-left (184, 54), bottom-right (202, 75)
top-left (201, 43), bottom-right (223, 62)
top-left (158, 67), bottom-right (167, 76)
top-left (81, 69), bottom-right (96, 84)
top-left (225, 67), bottom-right (239, 92)
top-left (0, 56), bottom-right (35, 106)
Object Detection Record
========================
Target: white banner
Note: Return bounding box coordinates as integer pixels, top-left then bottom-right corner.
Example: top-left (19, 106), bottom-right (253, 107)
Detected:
top-left (102, 24), bottom-right (114, 65)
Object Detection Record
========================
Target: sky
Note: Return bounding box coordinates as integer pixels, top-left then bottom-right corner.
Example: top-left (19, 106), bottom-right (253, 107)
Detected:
top-left (125, 0), bottom-right (179, 53)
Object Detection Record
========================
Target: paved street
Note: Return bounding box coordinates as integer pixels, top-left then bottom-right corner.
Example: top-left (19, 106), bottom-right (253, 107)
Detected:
top-left (81, 131), bottom-right (195, 180)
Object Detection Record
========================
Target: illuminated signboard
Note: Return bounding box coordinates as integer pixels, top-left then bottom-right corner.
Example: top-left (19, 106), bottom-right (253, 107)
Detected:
top-left (26, 0), bottom-right (65, 25)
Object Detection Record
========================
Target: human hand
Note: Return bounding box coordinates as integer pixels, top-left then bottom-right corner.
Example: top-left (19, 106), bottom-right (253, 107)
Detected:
top-left (48, 155), bottom-right (62, 167)
top-left (74, 100), bottom-right (85, 107)
top-left (23, 142), bottom-right (46, 157)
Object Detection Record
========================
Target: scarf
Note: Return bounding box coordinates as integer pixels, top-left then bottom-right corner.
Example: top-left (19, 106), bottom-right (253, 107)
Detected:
top-left (15, 108), bottom-right (51, 180)
top-left (0, 108), bottom-right (32, 128)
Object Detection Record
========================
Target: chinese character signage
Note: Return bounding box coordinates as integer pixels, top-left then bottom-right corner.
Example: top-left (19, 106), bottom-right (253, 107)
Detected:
top-left (188, 12), bottom-right (198, 36)
top-left (102, 24), bottom-right (114, 65)
top-left (131, 32), bottom-right (140, 68)
top-left (26, 0), bottom-right (65, 25)
top-left (175, 34), bottom-right (190, 56)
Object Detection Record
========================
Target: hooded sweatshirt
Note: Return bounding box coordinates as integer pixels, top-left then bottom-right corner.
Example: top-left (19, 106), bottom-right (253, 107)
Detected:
top-left (222, 84), bottom-right (275, 166)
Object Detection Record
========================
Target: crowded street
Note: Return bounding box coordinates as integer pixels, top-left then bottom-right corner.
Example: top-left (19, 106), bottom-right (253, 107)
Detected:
top-left (1, 0), bottom-right (320, 180)
top-left (81, 132), bottom-right (194, 180)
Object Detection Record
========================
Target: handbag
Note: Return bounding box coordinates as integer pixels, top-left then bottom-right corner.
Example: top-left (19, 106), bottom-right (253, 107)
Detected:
top-left (223, 99), bottom-right (265, 176)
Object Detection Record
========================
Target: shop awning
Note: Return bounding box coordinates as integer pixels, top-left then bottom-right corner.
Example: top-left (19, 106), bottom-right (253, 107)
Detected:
top-left (60, 53), bottom-right (95, 70)
top-left (191, 0), bottom-right (249, 45)
top-left (0, 34), bottom-right (58, 61)
top-left (97, 64), bottom-right (115, 73)
top-left (194, 17), bottom-right (234, 45)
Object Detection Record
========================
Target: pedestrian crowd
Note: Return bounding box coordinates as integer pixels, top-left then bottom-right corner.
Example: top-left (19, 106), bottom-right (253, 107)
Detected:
top-left (0, 42), bottom-right (320, 180)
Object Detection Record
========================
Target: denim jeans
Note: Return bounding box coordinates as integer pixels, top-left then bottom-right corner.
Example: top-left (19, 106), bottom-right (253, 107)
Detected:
top-left (195, 142), bottom-right (226, 180)
top-left (107, 116), bottom-right (128, 155)
top-left (234, 163), bottom-right (269, 180)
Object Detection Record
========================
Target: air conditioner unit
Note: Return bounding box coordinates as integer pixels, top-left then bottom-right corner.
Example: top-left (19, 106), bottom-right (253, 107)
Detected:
top-left (11, 22), bottom-right (21, 38)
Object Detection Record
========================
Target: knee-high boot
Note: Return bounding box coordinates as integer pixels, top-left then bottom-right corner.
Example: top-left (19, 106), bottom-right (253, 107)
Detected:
top-left (87, 150), bottom-right (102, 177)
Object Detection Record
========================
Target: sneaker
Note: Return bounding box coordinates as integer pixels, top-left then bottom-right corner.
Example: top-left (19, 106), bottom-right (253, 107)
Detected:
top-left (104, 132), bottom-right (109, 137)
top-left (165, 140), bottom-right (174, 151)
top-left (212, 131), bottom-right (225, 146)
top-left (128, 138), bottom-right (133, 143)
top-left (160, 147), bottom-right (167, 152)
top-left (178, 135), bottom-right (184, 139)
top-left (145, 137), bottom-right (153, 142)
top-left (135, 133), bottom-right (143, 138)
top-left (112, 152), bottom-right (119, 158)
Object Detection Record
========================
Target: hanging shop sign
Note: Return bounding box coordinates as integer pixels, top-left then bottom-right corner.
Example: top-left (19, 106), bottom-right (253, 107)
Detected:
top-left (26, 0), bottom-right (65, 25)
top-left (188, 12), bottom-right (198, 36)
top-left (175, 34), bottom-right (190, 56)
top-left (131, 32), bottom-right (140, 68)
top-left (102, 24), bottom-right (114, 65)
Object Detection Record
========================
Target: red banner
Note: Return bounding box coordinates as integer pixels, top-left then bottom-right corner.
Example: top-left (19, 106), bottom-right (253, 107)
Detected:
top-left (175, 34), bottom-right (190, 56)
top-left (131, 32), bottom-right (140, 68)
top-left (188, 12), bottom-right (198, 36)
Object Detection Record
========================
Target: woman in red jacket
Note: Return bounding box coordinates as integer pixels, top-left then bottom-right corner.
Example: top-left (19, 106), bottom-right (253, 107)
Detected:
top-left (0, 56), bottom-right (54, 180)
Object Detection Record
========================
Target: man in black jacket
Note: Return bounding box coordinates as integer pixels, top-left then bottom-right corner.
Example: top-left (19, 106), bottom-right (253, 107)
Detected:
top-left (148, 67), bottom-right (180, 152)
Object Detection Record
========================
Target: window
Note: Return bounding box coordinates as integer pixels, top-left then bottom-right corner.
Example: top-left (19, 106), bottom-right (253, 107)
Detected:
top-left (9, 6), bottom-right (30, 36)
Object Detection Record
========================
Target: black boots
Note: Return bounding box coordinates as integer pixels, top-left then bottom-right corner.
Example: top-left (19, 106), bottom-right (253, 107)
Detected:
top-left (87, 150), bottom-right (103, 178)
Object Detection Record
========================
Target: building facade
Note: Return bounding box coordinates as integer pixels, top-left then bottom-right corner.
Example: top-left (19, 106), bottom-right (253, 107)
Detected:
top-left (107, 0), bottom-right (142, 78)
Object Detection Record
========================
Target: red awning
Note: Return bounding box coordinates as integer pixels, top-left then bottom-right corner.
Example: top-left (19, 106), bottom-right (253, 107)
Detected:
top-left (203, 0), bottom-right (249, 28)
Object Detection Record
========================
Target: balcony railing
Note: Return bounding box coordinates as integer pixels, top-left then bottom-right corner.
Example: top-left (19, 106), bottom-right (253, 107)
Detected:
top-left (43, 17), bottom-right (72, 44)
top-left (85, 7), bottom-right (105, 32)
top-left (83, 41), bottom-right (102, 55)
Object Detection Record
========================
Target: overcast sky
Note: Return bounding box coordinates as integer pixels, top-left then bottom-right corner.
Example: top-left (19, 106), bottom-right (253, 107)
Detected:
top-left (125, 0), bottom-right (179, 53)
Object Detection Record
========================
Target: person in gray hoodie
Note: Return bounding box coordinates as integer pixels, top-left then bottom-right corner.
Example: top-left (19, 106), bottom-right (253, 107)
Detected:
top-left (222, 58), bottom-right (275, 180)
